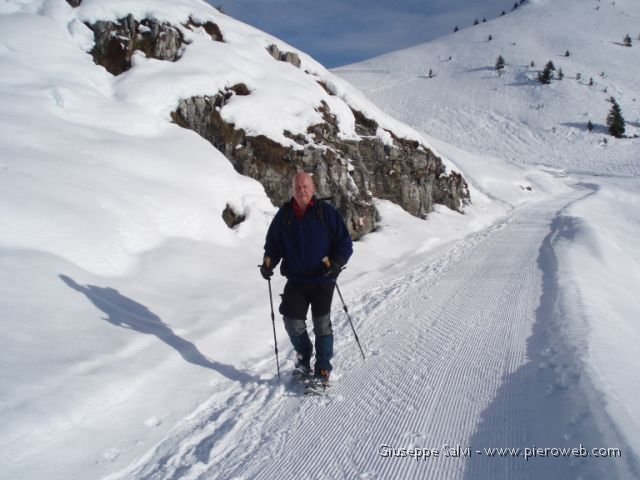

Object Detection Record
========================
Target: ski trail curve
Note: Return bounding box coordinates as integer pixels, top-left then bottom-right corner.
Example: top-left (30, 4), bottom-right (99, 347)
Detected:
top-left (109, 187), bottom-right (632, 479)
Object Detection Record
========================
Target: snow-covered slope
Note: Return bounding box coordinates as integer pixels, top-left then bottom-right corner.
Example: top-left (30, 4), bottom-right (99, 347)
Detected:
top-left (338, 0), bottom-right (640, 176)
top-left (338, 0), bottom-right (640, 477)
top-left (1, 0), bottom-right (638, 479)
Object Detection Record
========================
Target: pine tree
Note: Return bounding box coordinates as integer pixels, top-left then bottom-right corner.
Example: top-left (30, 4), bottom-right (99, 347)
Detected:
top-left (565, 50), bottom-right (570, 57)
top-left (495, 55), bottom-right (505, 70)
top-left (454, 25), bottom-right (459, 32)
top-left (488, 34), bottom-right (493, 41)
top-left (587, 120), bottom-right (594, 132)
top-left (557, 68), bottom-right (564, 80)
top-left (538, 60), bottom-right (555, 84)
top-left (623, 34), bottom-right (632, 47)
top-left (606, 98), bottom-right (626, 138)
top-left (474, 19), bottom-right (479, 26)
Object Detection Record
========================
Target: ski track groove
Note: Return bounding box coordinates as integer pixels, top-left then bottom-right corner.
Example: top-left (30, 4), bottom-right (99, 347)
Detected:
top-left (113, 189), bottom-right (609, 480)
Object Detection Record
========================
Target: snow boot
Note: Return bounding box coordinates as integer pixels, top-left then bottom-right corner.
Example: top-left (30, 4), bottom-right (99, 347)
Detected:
top-left (316, 369), bottom-right (330, 385)
top-left (292, 352), bottom-right (312, 378)
top-left (304, 369), bottom-right (331, 396)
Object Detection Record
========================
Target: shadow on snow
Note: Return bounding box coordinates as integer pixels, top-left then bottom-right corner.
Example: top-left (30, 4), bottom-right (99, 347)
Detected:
top-left (463, 183), bottom-right (639, 480)
top-left (59, 274), bottom-right (257, 384)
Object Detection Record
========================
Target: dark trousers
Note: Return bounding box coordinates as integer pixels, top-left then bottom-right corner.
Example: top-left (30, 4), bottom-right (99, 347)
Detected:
top-left (279, 281), bottom-right (335, 373)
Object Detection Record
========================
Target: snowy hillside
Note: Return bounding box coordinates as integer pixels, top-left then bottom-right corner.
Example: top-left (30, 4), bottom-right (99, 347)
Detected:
top-left (1, 0), bottom-right (639, 479)
top-left (338, 0), bottom-right (640, 477)
top-left (339, 0), bottom-right (640, 176)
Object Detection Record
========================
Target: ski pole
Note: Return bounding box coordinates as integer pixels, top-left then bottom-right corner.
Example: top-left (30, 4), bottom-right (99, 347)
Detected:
top-left (334, 281), bottom-right (366, 361)
top-left (267, 278), bottom-right (281, 379)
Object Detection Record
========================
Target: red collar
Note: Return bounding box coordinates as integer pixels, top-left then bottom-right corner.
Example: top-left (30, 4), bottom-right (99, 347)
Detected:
top-left (293, 197), bottom-right (315, 219)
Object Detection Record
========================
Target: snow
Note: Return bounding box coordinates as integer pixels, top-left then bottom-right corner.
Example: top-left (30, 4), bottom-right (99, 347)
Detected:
top-left (1, 0), bottom-right (639, 479)
top-left (338, 0), bottom-right (640, 476)
top-left (555, 178), bottom-right (640, 441)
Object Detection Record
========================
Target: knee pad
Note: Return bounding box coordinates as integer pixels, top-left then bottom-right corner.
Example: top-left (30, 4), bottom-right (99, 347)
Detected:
top-left (283, 316), bottom-right (307, 337)
top-left (313, 313), bottom-right (333, 336)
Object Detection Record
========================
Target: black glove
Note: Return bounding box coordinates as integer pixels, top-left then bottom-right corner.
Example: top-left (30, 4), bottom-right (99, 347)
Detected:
top-left (324, 258), bottom-right (343, 279)
top-left (259, 257), bottom-right (274, 280)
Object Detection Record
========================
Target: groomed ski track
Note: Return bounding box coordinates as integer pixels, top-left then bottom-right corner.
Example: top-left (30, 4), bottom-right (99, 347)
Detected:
top-left (109, 186), bottom-right (635, 480)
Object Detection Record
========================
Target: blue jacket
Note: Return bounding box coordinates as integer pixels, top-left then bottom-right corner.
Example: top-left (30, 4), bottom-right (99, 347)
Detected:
top-left (264, 198), bottom-right (353, 283)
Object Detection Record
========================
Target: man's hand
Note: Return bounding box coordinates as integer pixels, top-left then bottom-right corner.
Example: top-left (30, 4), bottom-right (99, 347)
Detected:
top-left (259, 256), bottom-right (274, 280)
top-left (323, 257), bottom-right (343, 280)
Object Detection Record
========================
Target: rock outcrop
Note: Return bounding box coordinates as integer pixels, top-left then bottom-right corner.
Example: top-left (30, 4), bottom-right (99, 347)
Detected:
top-left (85, 16), bottom-right (222, 76)
top-left (85, 16), bottom-right (470, 239)
top-left (266, 44), bottom-right (302, 69)
top-left (171, 93), bottom-right (469, 239)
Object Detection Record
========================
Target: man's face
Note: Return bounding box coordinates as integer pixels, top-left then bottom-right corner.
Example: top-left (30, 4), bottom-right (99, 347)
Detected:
top-left (293, 174), bottom-right (315, 209)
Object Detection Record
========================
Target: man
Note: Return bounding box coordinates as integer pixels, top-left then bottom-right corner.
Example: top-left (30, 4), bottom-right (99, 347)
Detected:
top-left (260, 172), bottom-right (353, 385)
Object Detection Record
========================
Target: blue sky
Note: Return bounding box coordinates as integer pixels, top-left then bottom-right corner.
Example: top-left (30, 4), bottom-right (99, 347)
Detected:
top-left (207, 0), bottom-right (521, 68)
